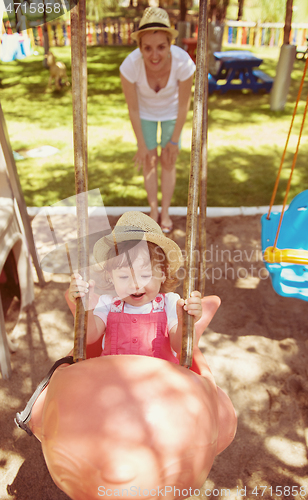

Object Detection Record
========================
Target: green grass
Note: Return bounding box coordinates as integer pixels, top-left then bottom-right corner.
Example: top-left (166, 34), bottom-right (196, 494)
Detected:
top-left (1, 44), bottom-right (307, 207)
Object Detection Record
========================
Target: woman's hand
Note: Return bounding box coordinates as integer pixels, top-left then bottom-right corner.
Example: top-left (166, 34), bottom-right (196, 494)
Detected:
top-left (134, 145), bottom-right (158, 172)
top-left (68, 273), bottom-right (96, 308)
top-left (162, 141), bottom-right (179, 166)
top-left (133, 143), bottom-right (150, 171)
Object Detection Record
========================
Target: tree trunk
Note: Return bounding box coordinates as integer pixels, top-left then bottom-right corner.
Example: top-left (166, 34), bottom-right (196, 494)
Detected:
top-left (208, 0), bottom-right (216, 21)
top-left (283, 0), bottom-right (293, 45)
top-left (237, 0), bottom-right (244, 21)
top-left (222, 0), bottom-right (228, 20)
top-left (138, 0), bottom-right (148, 9)
top-left (180, 0), bottom-right (187, 22)
top-left (43, 24), bottom-right (50, 54)
top-left (209, 0), bottom-right (229, 22)
top-left (42, 4), bottom-right (50, 68)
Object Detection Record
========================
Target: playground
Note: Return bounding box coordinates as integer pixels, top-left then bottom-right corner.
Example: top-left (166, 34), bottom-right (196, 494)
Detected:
top-left (1, 4), bottom-right (308, 499)
top-left (0, 44), bottom-right (307, 208)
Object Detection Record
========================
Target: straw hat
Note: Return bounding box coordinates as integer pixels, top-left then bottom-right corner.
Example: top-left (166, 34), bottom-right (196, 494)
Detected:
top-left (131, 7), bottom-right (179, 42)
top-left (93, 211), bottom-right (183, 274)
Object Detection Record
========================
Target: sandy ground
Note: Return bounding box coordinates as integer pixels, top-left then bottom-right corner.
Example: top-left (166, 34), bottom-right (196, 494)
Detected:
top-left (1, 214), bottom-right (308, 500)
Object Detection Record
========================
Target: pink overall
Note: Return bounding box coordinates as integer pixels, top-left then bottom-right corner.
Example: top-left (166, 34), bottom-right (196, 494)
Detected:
top-left (100, 294), bottom-right (179, 364)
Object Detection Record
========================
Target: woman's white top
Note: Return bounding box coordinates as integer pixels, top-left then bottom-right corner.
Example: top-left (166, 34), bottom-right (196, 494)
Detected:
top-left (120, 45), bottom-right (196, 121)
top-left (93, 292), bottom-right (180, 331)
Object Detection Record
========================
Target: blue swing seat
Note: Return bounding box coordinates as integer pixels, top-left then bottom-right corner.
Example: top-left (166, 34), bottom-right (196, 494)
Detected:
top-left (261, 190), bottom-right (308, 301)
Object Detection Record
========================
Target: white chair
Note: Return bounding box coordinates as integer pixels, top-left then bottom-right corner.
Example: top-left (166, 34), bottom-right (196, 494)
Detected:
top-left (0, 103), bottom-right (45, 379)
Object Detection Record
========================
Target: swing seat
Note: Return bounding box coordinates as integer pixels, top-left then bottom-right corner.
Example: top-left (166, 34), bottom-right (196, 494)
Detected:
top-left (261, 190), bottom-right (308, 300)
top-left (27, 297), bottom-right (237, 500)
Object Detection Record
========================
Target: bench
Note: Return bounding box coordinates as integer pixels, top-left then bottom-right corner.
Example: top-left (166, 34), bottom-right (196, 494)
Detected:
top-left (296, 48), bottom-right (308, 60)
top-left (252, 69), bottom-right (274, 92)
top-left (296, 38), bottom-right (308, 60)
top-left (208, 73), bottom-right (218, 94)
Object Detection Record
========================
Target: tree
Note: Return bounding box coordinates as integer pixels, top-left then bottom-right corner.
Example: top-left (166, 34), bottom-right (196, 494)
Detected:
top-left (283, 0), bottom-right (293, 44)
top-left (208, 0), bottom-right (229, 22)
top-left (86, 0), bottom-right (123, 21)
top-left (237, 0), bottom-right (244, 20)
top-left (180, 0), bottom-right (187, 21)
top-left (178, 0), bottom-right (194, 21)
top-left (253, 0), bottom-right (286, 23)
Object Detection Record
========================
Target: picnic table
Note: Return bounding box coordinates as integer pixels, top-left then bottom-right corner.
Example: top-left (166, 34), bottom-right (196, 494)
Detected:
top-left (212, 50), bottom-right (274, 94)
top-left (181, 42), bottom-right (274, 95)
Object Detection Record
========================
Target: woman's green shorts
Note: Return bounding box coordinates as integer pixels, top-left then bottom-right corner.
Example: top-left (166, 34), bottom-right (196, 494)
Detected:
top-left (140, 119), bottom-right (182, 150)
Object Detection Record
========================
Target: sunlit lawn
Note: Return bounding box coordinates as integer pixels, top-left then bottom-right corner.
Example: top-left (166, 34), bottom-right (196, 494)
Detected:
top-left (1, 43), bottom-right (307, 208)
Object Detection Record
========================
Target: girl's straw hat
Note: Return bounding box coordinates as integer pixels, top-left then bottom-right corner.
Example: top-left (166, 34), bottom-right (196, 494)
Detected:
top-left (131, 7), bottom-right (179, 42)
top-left (93, 211), bottom-right (183, 274)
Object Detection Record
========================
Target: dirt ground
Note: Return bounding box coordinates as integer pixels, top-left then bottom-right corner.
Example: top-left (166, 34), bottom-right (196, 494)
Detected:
top-left (1, 213), bottom-right (308, 500)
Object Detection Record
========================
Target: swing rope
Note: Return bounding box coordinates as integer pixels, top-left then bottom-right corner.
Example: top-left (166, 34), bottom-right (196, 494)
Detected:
top-left (15, 1), bottom-right (89, 432)
top-left (266, 57), bottom-right (308, 222)
top-left (181, 0), bottom-right (208, 368)
top-left (263, 56), bottom-right (308, 263)
top-left (198, 5), bottom-right (209, 299)
top-left (272, 91), bottom-right (308, 253)
top-left (70, 0), bottom-right (89, 362)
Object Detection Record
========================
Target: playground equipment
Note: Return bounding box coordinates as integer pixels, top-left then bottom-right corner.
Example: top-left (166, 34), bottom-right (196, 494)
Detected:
top-left (0, 116), bottom-right (34, 379)
top-left (15, 1), bottom-right (237, 499)
top-left (0, 105), bottom-right (45, 379)
top-left (261, 57), bottom-right (308, 300)
top-left (0, 32), bottom-right (32, 62)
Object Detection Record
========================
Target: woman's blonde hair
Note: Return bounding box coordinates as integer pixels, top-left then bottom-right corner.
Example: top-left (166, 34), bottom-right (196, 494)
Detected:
top-left (100, 240), bottom-right (179, 293)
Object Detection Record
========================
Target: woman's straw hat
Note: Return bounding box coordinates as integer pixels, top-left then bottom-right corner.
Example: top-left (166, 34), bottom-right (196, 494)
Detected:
top-left (131, 7), bottom-right (179, 42)
top-left (93, 211), bottom-right (183, 274)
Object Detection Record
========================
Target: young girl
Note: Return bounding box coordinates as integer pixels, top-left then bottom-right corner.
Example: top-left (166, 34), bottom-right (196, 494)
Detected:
top-left (67, 211), bottom-right (202, 363)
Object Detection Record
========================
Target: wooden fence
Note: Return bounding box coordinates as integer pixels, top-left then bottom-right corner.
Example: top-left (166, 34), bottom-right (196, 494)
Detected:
top-left (223, 21), bottom-right (308, 48)
top-left (2, 18), bottom-right (308, 50)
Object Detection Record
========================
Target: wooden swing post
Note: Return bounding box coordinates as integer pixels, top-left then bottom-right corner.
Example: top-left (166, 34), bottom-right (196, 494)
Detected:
top-left (70, 0), bottom-right (89, 362)
top-left (181, 0), bottom-right (208, 368)
top-left (198, 6), bottom-right (209, 298)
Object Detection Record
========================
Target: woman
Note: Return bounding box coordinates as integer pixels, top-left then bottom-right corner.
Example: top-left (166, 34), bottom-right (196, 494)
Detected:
top-left (120, 7), bottom-right (196, 233)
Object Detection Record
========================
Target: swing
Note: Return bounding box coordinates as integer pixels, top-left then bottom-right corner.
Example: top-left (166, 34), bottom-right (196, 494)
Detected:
top-left (15, 2), bottom-right (237, 499)
top-left (261, 57), bottom-right (308, 300)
